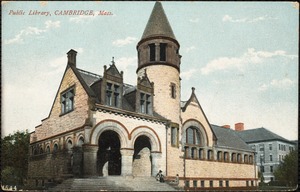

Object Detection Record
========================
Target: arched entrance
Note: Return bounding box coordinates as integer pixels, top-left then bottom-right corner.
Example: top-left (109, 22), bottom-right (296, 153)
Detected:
top-left (132, 135), bottom-right (152, 176)
top-left (97, 130), bottom-right (121, 176)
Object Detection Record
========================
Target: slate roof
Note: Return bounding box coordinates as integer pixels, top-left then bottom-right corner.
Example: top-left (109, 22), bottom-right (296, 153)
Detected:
top-left (211, 124), bottom-right (252, 151)
top-left (77, 68), bottom-right (101, 86)
top-left (141, 2), bottom-right (176, 40)
top-left (236, 127), bottom-right (294, 144)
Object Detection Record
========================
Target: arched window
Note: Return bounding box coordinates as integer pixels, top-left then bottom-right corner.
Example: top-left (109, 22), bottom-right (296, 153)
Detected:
top-left (224, 152), bottom-right (229, 162)
top-left (217, 151), bottom-right (222, 161)
top-left (231, 153), bottom-right (236, 162)
top-left (186, 127), bottom-right (201, 145)
top-left (40, 147), bottom-right (44, 154)
top-left (244, 154), bottom-right (248, 163)
top-left (53, 143), bottom-right (59, 152)
top-left (237, 153), bottom-right (241, 163)
top-left (46, 145), bottom-right (50, 153)
top-left (199, 148), bottom-right (204, 159)
top-left (78, 136), bottom-right (84, 147)
top-left (207, 150), bottom-right (213, 160)
top-left (67, 140), bottom-right (73, 150)
top-left (249, 155), bottom-right (253, 164)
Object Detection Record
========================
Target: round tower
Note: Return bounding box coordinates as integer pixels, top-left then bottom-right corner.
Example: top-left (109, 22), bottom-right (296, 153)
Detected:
top-left (136, 2), bottom-right (181, 124)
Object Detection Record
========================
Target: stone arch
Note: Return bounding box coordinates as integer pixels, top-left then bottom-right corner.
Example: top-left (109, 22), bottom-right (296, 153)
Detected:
top-left (182, 119), bottom-right (209, 147)
top-left (130, 126), bottom-right (161, 152)
top-left (90, 120), bottom-right (130, 148)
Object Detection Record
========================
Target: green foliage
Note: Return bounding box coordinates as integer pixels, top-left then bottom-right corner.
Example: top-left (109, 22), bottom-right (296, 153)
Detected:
top-left (1, 130), bottom-right (30, 186)
top-left (273, 150), bottom-right (298, 187)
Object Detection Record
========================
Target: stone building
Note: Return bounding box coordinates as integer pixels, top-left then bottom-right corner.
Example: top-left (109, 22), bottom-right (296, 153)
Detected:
top-left (28, 2), bottom-right (257, 190)
top-left (236, 126), bottom-right (297, 183)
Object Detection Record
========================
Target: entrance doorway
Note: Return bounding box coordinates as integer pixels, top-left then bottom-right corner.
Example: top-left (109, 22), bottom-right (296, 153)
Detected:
top-left (133, 135), bottom-right (152, 176)
top-left (97, 130), bottom-right (121, 176)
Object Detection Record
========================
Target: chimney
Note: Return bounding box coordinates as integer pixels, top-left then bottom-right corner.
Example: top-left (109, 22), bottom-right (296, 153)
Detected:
top-left (222, 125), bottom-right (230, 129)
top-left (67, 49), bottom-right (77, 66)
top-left (235, 122), bottom-right (244, 131)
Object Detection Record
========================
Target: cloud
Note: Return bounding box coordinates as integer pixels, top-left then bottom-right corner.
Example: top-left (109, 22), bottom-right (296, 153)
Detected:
top-left (201, 48), bottom-right (297, 75)
top-left (189, 18), bottom-right (199, 23)
top-left (114, 56), bottom-right (137, 70)
top-left (45, 20), bottom-right (61, 29)
top-left (181, 69), bottom-right (198, 80)
top-left (112, 37), bottom-right (137, 47)
top-left (4, 20), bottom-right (60, 45)
top-left (222, 14), bottom-right (275, 23)
top-left (69, 15), bottom-right (95, 23)
top-left (185, 46), bottom-right (196, 53)
top-left (259, 78), bottom-right (295, 91)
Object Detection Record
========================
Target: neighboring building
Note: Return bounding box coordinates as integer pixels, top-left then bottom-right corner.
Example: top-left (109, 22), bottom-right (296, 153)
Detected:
top-left (236, 125), bottom-right (297, 183)
top-left (27, 2), bottom-right (257, 190)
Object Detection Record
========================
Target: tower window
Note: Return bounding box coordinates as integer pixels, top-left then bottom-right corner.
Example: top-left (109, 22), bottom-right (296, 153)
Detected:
top-left (61, 87), bottom-right (75, 114)
top-left (170, 83), bottom-right (176, 99)
top-left (160, 43), bottom-right (167, 61)
top-left (171, 127), bottom-right (179, 147)
top-left (149, 43), bottom-right (156, 61)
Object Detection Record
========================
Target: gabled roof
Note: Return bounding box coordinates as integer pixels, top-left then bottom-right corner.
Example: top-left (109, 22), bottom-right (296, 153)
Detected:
top-left (236, 127), bottom-right (294, 144)
top-left (141, 1), bottom-right (176, 40)
top-left (182, 87), bottom-right (217, 140)
top-left (211, 125), bottom-right (252, 151)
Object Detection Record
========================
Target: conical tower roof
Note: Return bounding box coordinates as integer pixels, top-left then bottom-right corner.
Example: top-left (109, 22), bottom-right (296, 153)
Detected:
top-left (141, 2), bottom-right (176, 40)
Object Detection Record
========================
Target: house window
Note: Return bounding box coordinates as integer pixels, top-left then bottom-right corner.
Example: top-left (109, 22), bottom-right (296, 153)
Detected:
top-left (226, 180), bottom-right (229, 187)
top-left (46, 146), bottom-right (50, 153)
top-left (279, 144), bottom-right (281, 150)
top-left (269, 143), bottom-right (272, 150)
top-left (209, 180), bottom-right (213, 187)
top-left (199, 148), bottom-right (204, 159)
top-left (53, 143), bottom-right (58, 152)
top-left (270, 154), bottom-right (273, 161)
top-left (231, 153), bottom-right (236, 162)
top-left (191, 148), bottom-right (197, 159)
top-left (224, 152), bottom-right (229, 162)
top-left (160, 43), bottom-right (167, 61)
top-left (217, 151), bottom-right (222, 161)
top-left (219, 180), bottom-right (223, 187)
top-left (201, 180), bottom-right (205, 187)
top-left (208, 150), bottom-right (213, 160)
top-left (140, 93), bottom-right (151, 114)
top-left (185, 180), bottom-right (190, 187)
top-left (237, 153), bottom-right (241, 163)
top-left (106, 83), bottom-right (112, 105)
top-left (193, 180), bottom-right (197, 187)
top-left (61, 88), bottom-right (74, 114)
top-left (246, 181), bottom-right (249, 186)
top-left (106, 83), bottom-right (120, 107)
top-left (186, 127), bottom-right (201, 145)
top-left (149, 43), bottom-right (156, 61)
top-left (261, 166), bottom-right (264, 172)
top-left (171, 127), bottom-right (178, 147)
top-left (259, 144), bottom-right (264, 151)
top-left (170, 83), bottom-right (176, 99)
top-left (270, 166), bottom-right (273, 172)
top-left (251, 181), bottom-right (254, 186)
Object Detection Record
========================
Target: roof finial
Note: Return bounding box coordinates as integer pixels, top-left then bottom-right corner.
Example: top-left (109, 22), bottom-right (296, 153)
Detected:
top-left (111, 57), bottom-right (115, 65)
top-left (192, 87), bottom-right (195, 93)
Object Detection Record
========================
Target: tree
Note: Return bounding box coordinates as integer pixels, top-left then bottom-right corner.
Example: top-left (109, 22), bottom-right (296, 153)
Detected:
top-left (1, 130), bottom-right (30, 186)
top-left (273, 149), bottom-right (298, 187)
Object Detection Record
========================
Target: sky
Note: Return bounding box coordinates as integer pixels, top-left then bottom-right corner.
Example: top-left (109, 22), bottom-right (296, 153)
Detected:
top-left (2, 1), bottom-right (298, 141)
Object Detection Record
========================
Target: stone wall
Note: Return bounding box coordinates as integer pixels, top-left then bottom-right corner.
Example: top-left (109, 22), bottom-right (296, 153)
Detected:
top-left (33, 67), bottom-right (90, 142)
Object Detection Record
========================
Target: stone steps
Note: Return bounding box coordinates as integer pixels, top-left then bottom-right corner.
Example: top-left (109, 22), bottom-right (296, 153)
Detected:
top-left (48, 176), bottom-right (178, 191)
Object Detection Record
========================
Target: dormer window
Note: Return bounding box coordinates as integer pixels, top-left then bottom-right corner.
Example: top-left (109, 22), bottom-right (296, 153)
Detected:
top-left (160, 43), bottom-right (167, 61)
top-left (61, 87), bottom-right (75, 114)
top-left (106, 82), bottom-right (120, 107)
top-left (149, 43), bottom-right (156, 61)
top-left (140, 92), bottom-right (152, 114)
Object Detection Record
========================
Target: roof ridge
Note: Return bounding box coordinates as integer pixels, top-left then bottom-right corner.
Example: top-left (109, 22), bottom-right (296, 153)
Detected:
top-left (77, 67), bottom-right (102, 78)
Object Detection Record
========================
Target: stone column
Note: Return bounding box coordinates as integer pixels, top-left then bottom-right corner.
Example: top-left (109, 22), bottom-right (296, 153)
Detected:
top-left (120, 149), bottom-right (134, 176)
top-left (83, 145), bottom-right (98, 177)
top-left (151, 152), bottom-right (162, 177)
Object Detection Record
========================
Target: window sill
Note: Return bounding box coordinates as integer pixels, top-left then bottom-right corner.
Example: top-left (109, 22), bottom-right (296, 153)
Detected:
top-left (59, 109), bottom-right (74, 117)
